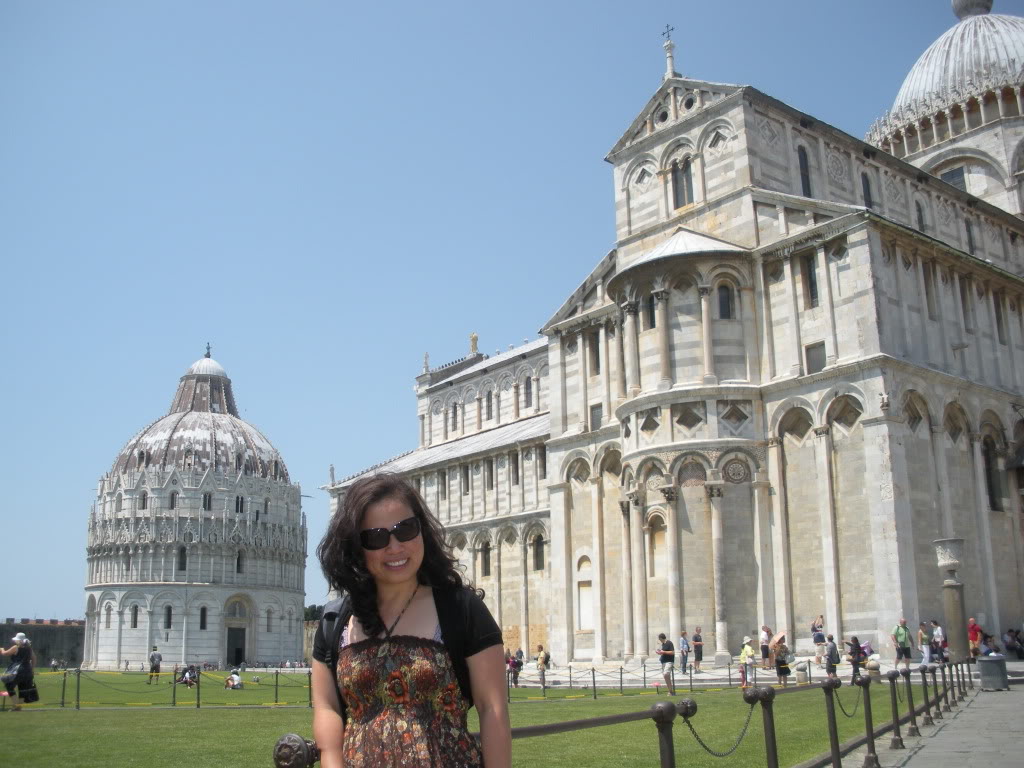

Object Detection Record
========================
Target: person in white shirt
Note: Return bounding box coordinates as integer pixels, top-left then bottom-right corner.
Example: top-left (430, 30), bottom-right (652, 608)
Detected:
top-left (759, 626), bottom-right (772, 670)
top-left (224, 670), bottom-right (242, 689)
top-left (930, 620), bottom-right (946, 662)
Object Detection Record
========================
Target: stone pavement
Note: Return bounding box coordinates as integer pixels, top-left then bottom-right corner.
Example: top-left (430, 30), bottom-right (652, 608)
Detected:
top-left (839, 679), bottom-right (1020, 767)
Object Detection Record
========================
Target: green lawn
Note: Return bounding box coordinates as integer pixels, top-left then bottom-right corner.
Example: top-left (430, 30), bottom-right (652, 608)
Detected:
top-left (1, 674), bottom-right (936, 768)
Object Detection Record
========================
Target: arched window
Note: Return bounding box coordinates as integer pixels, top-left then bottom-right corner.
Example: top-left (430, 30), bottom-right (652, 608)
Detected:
top-left (105, 603), bottom-right (112, 629)
top-left (266, 609), bottom-right (273, 633)
top-left (718, 284), bottom-right (735, 319)
top-left (915, 200), bottom-right (926, 232)
top-left (131, 605), bottom-right (138, 629)
top-left (485, 391), bottom-right (493, 420)
top-left (983, 438), bottom-right (1002, 511)
top-left (646, 295), bottom-right (657, 329)
top-left (451, 404), bottom-right (458, 431)
top-left (861, 172), bottom-right (873, 208)
top-left (235, 495), bottom-right (245, 515)
top-left (671, 158), bottom-right (694, 209)
top-left (168, 491), bottom-right (178, 510)
top-left (138, 450), bottom-right (146, 468)
top-left (235, 453), bottom-right (243, 473)
top-left (236, 550), bottom-right (244, 574)
top-left (177, 546), bottom-right (187, 572)
top-left (115, 494), bottom-right (123, 513)
top-left (164, 605), bottom-right (172, 629)
top-left (532, 534), bottom-right (545, 571)
top-left (199, 606), bottom-right (208, 631)
top-left (139, 491), bottom-right (148, 510)
top-left (480, 542), bottom-right (491, 577)
top-left (524, 376), bottom-right (533, 408)
top-left (798, 146), bottom-right (812, 197)
top-left (202, 492), bottom-right (213, 511)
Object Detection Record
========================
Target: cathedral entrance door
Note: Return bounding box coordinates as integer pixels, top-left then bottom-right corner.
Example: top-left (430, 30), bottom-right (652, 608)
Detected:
top-left (227, 628), bottom-right (246, 666)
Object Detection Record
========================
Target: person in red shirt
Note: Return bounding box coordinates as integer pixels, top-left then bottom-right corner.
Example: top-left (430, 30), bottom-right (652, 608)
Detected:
top-left (967, 618), bottom-right (983, 657)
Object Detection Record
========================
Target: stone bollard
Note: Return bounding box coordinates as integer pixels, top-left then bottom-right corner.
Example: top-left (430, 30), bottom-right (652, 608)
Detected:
top-left (939, 663), bottom-right (953, 711)
top-left (821, 676), bottom-right (843, 768)
top-left (900, 667), bottom-right (920, 737)
top-left (928, 665), bottom-right (943, 719)
top-left (273, 734), bottom-right (319, 768)
top-left (885, 670), bottom-right (905, 749)
top-left (854, 675), bottom-right (881, 768)
top-left (865, 659), bottom-right (882, 681)
top-left (918, 665), bottom-right (934, 726)
top-left (650, 700), bottom-right (677, 768)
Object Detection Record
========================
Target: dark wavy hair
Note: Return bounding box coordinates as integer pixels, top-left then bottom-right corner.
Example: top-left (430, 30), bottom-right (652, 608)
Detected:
top-left (317, 472), bottom-right (465, 638)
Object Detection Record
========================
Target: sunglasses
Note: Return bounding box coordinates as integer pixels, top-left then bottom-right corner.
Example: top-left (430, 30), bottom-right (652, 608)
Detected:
top-left (359, 515), bottom-right (421, 551)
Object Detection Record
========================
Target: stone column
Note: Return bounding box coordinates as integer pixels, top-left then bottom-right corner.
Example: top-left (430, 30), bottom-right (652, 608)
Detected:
top-left (816, 244), bottom-right (839, 365)
top-left (740, 286), bottom-right (759, 382)
top-left (600, 322), bottom-right (611, 420)
top-left (556, 334), bottom-right (569, 433)
top-left (116, 609), bottom-right (124, 667)
top-left (699, 286), bottom-right (716, 384)
top-left (619, 501), bottom-right (635, 660)
top-left (629, 493), bottom-right (648, 659)
top-left (707, 483), bottom-right (731, 666)
top-left (426, 408), bottom-right (433, 446)
top-left (476, 396), bottom-right (483, 431)
top-left (549, 482), bottom-right (574, 662)
top-left (757, 258), bottom-right (777, 380)
top-left (459, 402), bottom-right (466, 434)
top-left (589, 476), bottom-right (606, 662)
top-left (934, 539), bottom-right (969, 663)
top-left (969, 435), bottom-right (1001, 635)
top-left (767, 437), bottom-right (793, 635)
top-left (181, 610), bottom-right (188, 667)
top-left (784, 256), bottom-right (803, 375)
top-left (751, 470), bottom-right (775, 629)
top-left (532, 376), bottom-right (541, 413)
top-left (1004, 294), bottom-right (1020, 391)
top-left (655, 290), bottom-right (672, 389)
top-left (519, 534), bottom-right (530, 655)
top-left (578, 329), bottom-right (590, 432)
top-left (813, 425), bottom-right (843, 642)
top-left (419, 415), bottom-right (425, 447)
top-left (930, 425), bottom-right (955, 537)
top-left (662, 486), bottom-right (681, 647)
top-left (494, 535), bottom-right (503, 631)
top-left (623, 303), bottom-right (640, 395)
top-left (615, 313), bottom-right (627, 401)
top-left (984, 287), bottom-right (1003, 385)
top-left (513, 384), bottom-right (520, 420)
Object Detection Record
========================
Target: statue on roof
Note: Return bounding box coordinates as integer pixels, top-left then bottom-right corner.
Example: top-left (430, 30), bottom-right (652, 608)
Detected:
top-left (469, 332), bottom-right (479, 355)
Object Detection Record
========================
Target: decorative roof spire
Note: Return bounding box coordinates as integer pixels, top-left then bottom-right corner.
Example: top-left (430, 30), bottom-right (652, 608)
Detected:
top-left (469, 332), bottom-right (479, 356)
top-left (205, 342), bottom-right (212, 359)
top-left (662, 24), bottom-right (679, 81)
top-left (953, 0), bottom-right (992, 20)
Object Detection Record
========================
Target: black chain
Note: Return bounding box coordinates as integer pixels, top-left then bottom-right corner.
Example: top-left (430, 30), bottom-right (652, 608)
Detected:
top-left (835, 686), bottom-right (862, 718)
top-left (680, 702), bottom-right (756, 758)
top-left (895, 680), bottom-right (904, 704)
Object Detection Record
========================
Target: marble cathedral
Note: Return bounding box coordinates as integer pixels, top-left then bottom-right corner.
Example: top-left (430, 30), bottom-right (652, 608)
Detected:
top-left (83, 351), bottom-right (307, 668)
top-left (328, 1), bottom-right (1024, 665)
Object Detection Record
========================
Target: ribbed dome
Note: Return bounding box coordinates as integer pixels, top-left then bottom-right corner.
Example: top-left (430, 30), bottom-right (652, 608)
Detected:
top-left (111, 351), bottom-right (288, 481)
top-left (892, 3), bottom-right (1024, 115)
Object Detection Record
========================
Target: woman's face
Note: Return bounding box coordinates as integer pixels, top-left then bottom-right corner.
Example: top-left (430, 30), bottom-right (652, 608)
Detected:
top-left (360, 495), bottom-right (424, 588)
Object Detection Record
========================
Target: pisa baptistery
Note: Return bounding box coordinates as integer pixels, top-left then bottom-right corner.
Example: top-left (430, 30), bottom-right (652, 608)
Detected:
top-left (83, 349), bottom-right (306, 669)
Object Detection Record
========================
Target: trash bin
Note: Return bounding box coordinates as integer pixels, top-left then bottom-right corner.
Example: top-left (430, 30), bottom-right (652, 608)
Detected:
top-left (976, 655), bottom-right (1009, 691)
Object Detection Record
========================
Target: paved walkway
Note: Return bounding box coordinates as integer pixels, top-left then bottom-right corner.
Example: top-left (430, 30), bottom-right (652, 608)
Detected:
top-left (840, 678), bottom-right (1020, 767)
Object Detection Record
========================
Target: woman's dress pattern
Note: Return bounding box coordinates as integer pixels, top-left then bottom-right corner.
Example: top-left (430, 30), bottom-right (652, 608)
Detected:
top-left (337, 635), bottom-right (482, 768)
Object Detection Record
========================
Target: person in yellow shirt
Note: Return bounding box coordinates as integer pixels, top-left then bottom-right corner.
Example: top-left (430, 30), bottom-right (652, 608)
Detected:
top-left (739, 636), bottom-right (757, 688)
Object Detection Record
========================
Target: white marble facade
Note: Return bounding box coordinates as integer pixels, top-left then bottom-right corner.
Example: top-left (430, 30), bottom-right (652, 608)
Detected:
top-left (84, 353), bottom-right (307, 669)
top-left (329, 3), bottom-right (1024, 666)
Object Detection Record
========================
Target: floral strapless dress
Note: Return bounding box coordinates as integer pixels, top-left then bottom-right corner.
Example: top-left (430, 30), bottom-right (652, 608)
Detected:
top-left (337, 635), bottom-right (482, 768)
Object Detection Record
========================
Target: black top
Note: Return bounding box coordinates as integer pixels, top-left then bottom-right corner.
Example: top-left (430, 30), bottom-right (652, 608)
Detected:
top-left (659, 640), bottom-right (675, 663)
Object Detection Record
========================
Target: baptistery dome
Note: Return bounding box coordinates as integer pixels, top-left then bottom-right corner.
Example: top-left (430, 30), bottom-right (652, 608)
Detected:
top-left (892, 1), bottom-right (1024, 117)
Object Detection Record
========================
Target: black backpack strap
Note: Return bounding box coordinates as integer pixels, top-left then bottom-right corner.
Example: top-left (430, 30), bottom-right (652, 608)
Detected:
top-left (317, 595), bottom-right (352, 723)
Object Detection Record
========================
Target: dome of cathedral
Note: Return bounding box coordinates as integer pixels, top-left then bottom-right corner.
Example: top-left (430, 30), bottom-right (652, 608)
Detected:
top-left (891, 2), bottom-right (1024, 117)
top-left (111, 351), bottom-right (288, 481)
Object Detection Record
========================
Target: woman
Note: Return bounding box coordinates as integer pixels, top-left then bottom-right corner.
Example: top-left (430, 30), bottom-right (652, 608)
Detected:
top-left (774, 635), bottom-right (792, 687)
top-left (1, 632), bottom-right (38, 710)
top-left (845, 637), bottom-right (865, 682)
top-left (738, 636), bottom-right (756, 688)
top-left (312, 474), bottom-right (511, 768)
top-left (811, 616), bottom-right (826, 667)
top-left (917, 622), bottom-right (932, 665)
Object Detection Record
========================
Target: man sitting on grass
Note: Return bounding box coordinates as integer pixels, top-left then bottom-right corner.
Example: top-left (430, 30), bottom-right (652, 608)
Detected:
top-left (223, 670), bottom-right (242, 689)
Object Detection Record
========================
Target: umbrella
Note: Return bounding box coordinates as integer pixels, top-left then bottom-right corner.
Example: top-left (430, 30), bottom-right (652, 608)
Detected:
top-left (769, 630), bottom-right (787, 649)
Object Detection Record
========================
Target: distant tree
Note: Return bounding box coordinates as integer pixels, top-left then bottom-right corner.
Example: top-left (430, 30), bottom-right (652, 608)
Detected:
top-left (304, 604), bottom-right (325, 621)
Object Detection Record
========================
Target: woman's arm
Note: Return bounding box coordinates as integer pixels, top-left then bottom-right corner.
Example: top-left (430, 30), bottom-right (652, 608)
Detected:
top-left (0, 645), bottom-right (16, 657)
top-left (467, 645), bottom-right (511, 768)
top-left (311, 660), bottom-right (345, 768)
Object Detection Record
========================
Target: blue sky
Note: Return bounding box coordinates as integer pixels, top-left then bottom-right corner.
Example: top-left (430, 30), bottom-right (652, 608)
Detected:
top-left (3, 0), bottom-right (1019, 618)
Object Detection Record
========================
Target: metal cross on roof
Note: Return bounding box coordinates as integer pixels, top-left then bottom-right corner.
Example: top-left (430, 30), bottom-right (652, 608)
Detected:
top-left (662, 24), bottom-right (674, 41)
top-left (205, 342), bottom-right (212, 358)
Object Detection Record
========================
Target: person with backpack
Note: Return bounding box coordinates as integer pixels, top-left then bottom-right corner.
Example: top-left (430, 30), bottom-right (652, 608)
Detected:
top-left (824, 634), bottom-right (841, 678)
top-left (536, 645), bottom-right (550, 689)
top-left (311, 473), bottom-right (511, 768)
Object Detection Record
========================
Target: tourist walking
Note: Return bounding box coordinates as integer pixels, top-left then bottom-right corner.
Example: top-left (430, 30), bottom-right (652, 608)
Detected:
top-left (773, 635), bottom-right (792, 687)
top-left (536, 645), bottom-right (550, 688)
top-left (759, 625), bottom-right (772, 670)
top-left (917, 621), bottom-right (932, 664)
top-left (890, 617), bottom-right (914, 670)
top-left (311, 473), bottom-right (511, 768)
top-left (845, 636), bottom-right (866, 682)
top-left (968, 617), bottom-right (982, 657)
top-left (739, 636), bottom-right (756, 688)
top-left (1, 632), bottom-right (38, 710)
top-left (824, 634), bottom-right (840, 678)
top-left (655, 633), bottom-right (676, 695)
top-left (811, 615), bottom-right (826, 667)
top-left (930, 620), bottom-right (946, 662)
top-left (678, 631), bottom-right (690, 673)
top-left (147, 646), bottom-right (162, 684)
top-left (691, 627), bottom-right (704, 672)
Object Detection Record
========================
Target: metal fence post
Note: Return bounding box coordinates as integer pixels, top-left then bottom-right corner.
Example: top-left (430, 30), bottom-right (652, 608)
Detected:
top-left (75, 669), bottom-right (81, 710)
top-left (938, 664), bottom-right (952, 711)
top-left (60, 671), bottom-right (67, 708)
top-left (275, 670), bottom-right (280, 704)
top-left (196, 673), bottom-right (201, 709)
top-left (670, 665), bottom-right (676, 695)
top-left (928, 665), bottom-right (942, 719)
top-left (966, 657), bottom-right (975, 689)
top-left (172, 674), bottom-right (177, 707)
top-left (309, 670), bottom-right (313, 708)
top-left (918, 666), bottom-right (934, 725)
top-left (900, 668), bottom-right (920, 737)
top-left (955, 660), bottom-right (966, 701)
top-left (727, 661), bottom-right (732, 688)
top-left (821, 677), bottom-right (843, 768)
top-left (757, 686), bottom-right (779, 768)
top-left (620, 667), bottom-right (624, 695)
top-left (592, 668), bottom-right (597, 700)
top-left (650, 700), bottom-right (677, 768)
top-left (884, 671), bottom-right (904, 749)
top-left (643, 663), bottom-right (647, 689)
top-left (569, 666), bottom-right (573, 690)
top-left (688, 663), bottom-right (693, 693)
top-left (854, 675), bottom-right (881, 768)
